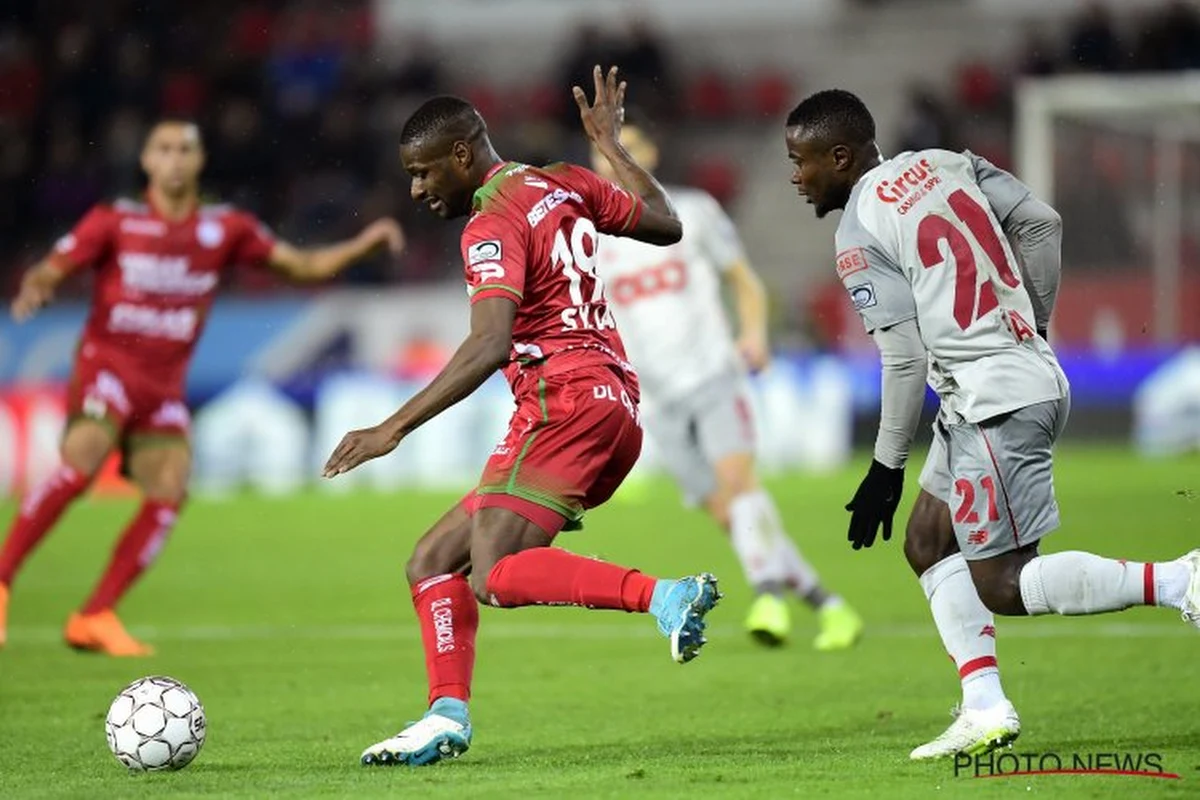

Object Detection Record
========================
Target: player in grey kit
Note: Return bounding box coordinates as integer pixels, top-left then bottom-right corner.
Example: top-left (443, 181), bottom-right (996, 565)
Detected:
top-left (784, 88), bottom-right (1200, 760)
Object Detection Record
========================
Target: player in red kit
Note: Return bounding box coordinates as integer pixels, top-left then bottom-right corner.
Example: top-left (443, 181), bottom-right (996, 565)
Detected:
top-left (1, 120), bottom-right (404, 656)
top-left (322, 67), bottom-right (722, 766)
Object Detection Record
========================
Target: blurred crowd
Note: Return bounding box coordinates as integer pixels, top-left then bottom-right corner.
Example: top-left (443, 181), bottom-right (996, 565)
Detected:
top-left (893, 1), bottom-right (1200, 274)
top-left (2, 1), bottom-right (1198, 305)
top-left (0, 1), bottom-right (706, 297)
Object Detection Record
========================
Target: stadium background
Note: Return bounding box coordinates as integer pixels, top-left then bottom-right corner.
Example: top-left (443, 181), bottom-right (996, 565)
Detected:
top-left (1, 2), bottom-right (1199, 796)
top-left (0, 0), bottom-right (1197, 493)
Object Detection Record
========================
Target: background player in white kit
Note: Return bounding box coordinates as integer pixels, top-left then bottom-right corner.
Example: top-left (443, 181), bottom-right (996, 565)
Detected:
top-left (784, 89), bottom-right (1200, 758)
top-left (592, 115), bottom-right (863, 650)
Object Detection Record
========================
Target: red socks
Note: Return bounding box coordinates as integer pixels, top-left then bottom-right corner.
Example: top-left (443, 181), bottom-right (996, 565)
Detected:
top-left (412, 574), bottom-right (478, 705)
top-left (0, 465), bottom-right (90, 586)
top-left (81, 501), bottom-right (179, 614)
top-left (484, 547), bottom-right (657, 612)
top-left (410, 554), bottom-right (655, 705)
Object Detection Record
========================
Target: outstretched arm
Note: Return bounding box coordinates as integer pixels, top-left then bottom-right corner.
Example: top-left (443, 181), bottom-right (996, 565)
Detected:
top-left (268, 218), bottom-right (404, 282)
top-left (574, 65), bottom-right (681, 245)
top-left (11, 260), bottom-right (69, 322)
top-left (323, 297), bottom-right (515, 477)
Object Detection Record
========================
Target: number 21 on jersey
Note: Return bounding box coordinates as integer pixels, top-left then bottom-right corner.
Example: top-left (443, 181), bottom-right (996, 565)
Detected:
top-left (917, 190), bottom-right (1023, 331)
top-left (553, 217), bottom-right (616, 332)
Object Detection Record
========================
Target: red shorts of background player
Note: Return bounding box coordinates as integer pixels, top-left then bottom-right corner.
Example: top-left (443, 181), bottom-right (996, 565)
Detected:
top-left (66, 342), bottom-right (191, 462)
top-left (463, 362), bottom-right (643, 535)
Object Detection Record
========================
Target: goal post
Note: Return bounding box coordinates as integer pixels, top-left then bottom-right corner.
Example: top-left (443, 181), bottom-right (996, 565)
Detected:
top-left (1015, 73), bottom-right (1200, 344)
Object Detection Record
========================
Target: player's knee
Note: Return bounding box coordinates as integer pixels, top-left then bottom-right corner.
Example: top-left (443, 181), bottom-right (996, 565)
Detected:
top-left (974, 580), bottom-right (1024, 616)
top-left (904, 524), bottom-right (949, 577)
top-left (904, 493), bottom-right (957, 577)
top-left (61, 425), bottom-right (114, 478)
top-left (704, 494), bottom-right (732, 530)
top-left (405, 549), bottom-right (436, 587)
top-left (139, 454), bottom-right (191, 504)
top-left (713, 456), bottom-right (757, 500)
top-left (969, 552), bottom-right (1035, 616)
top-left (467, 570), bottom-right (492, 605)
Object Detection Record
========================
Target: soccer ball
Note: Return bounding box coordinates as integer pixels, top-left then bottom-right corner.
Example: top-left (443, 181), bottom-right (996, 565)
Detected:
top-left (105, 676), bottom-right (206, 771)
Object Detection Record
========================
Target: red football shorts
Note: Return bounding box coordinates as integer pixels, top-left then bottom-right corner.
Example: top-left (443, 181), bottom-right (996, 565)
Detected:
top-left (464, 363), bottom-right (643, 535)
top-left (66, 342), bottom-right (191, 444)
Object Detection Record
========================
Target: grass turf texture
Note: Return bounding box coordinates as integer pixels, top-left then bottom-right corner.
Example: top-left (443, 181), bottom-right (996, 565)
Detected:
top-left (0, 446), bottom-right (1196, 799)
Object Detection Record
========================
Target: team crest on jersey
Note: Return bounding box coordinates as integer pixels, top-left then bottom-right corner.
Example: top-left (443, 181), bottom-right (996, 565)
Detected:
top-left (196, 219), bottom-right (224, 248)
top-left (468, 240), bottom-right (502, 265)
top-left (836, 248), bottom-right (869, 279)
top-left (848, 281), bottom-right (877, 310)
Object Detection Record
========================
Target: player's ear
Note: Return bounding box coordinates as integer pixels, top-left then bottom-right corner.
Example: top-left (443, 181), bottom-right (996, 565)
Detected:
top-left (451, 140), bottom-right (473, 171)
top-left (831, 144), bottom-right (853, 172)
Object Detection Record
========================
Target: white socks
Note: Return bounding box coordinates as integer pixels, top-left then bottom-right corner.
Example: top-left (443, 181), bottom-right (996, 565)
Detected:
top-left (920, 554), bottom-right (1007, 711)
top-left (1018, 551), bottom-right (1190, 615)
top-left (728, 489), bottom-right (821, 598)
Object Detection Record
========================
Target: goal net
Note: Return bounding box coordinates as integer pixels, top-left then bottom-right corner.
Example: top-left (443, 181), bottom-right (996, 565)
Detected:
top-left (1015, 73), bottom-right (1200, 347)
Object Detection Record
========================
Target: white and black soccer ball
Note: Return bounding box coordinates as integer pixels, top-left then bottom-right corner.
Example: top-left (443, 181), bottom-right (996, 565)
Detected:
top-left (105, 676), bottom-right (206, 771)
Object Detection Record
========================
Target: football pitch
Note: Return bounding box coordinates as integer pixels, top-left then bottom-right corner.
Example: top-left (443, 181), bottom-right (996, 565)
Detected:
top-left (0, 446), bottom-right (1196, 799)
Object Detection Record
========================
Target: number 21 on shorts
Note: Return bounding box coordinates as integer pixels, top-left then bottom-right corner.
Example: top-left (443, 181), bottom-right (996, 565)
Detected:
top-left (954, 475), bottom-right (1000, 526)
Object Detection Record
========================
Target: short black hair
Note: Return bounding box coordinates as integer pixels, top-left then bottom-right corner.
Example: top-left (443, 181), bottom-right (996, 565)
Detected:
top-left (400, 96), bottom-right (485, 147)
top-left (785, 89), bottom-right (875, 147)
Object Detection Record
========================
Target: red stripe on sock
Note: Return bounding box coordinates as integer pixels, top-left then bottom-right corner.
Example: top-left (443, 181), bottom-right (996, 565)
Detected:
top-left (958, 655), bottom-right (998, 679)
top-left (1143, 563), bottom-right (1155, 606)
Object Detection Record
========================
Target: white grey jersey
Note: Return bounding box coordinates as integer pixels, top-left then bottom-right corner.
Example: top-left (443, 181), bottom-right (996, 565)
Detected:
top-left (597, 186), bottom-right (746, 403)
top-left (835, 149), bottom-right (1068, 423)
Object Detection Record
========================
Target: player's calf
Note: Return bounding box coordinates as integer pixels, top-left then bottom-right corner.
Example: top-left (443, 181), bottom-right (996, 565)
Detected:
top-left (975, 547), bottom-right (1196, 618)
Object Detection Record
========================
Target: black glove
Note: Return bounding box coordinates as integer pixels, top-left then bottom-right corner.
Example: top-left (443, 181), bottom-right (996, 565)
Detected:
top-left (1037, 327), bottom-right (1048, 341)
top-left (845, 459), bottom-right (905, 550)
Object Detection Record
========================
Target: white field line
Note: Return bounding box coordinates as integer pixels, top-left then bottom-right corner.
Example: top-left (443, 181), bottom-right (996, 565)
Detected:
top-left (5, 621), bottom-right (1193, 644)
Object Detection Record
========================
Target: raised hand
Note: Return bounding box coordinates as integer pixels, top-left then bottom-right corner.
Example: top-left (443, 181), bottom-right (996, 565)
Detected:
top-left (573, 65), bottom-right (627, 150)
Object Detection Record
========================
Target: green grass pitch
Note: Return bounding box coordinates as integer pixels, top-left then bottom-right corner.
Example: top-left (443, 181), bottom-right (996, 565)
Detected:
top-left (0, 446), bottom-right (1196, 798)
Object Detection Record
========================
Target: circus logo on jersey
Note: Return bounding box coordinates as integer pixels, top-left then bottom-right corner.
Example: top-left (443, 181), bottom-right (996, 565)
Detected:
top-left (876, 157), bottom-right (940, 214)
top-left (196, 219), bottom-right (225, 248)
top-left (118, 253), bottom-right (218, 296)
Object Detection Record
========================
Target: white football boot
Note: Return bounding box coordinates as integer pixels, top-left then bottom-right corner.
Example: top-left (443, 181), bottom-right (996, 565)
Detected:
top-left (909, 700), bottom-right (1021, 760)
top-left (360, 712), bottom-right (471, 767)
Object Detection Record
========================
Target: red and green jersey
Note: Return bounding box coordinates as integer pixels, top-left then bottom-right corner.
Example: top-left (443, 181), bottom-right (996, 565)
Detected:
top-left (461, 161), bottom-right (644, 398)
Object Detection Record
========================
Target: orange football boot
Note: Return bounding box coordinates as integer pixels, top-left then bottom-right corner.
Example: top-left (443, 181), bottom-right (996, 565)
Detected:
top-left (64, 610), bottom-right (155, 657)
top-left (0, 583), bottom-right (9, 649)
